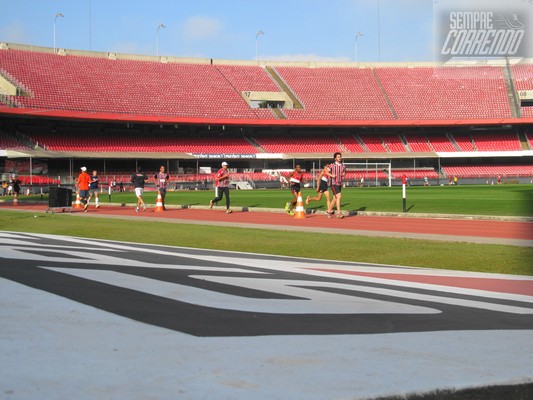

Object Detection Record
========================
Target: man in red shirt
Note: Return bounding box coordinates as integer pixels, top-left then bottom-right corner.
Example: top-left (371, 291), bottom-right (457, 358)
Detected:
top-left (209, 162), bottom-right (232, 213)
top-left (76, 166), bottom-right (91, 212)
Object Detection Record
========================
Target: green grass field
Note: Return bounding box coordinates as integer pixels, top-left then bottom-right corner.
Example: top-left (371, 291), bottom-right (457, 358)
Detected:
top-left (0, 210), bottom-right (531, 275)
top-left (52, 184), bottom-right (533, 216)
top-left (3, 184), bottom-right (532, 275)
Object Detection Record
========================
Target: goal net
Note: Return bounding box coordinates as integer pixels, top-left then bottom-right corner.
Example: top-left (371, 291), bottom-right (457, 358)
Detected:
top-left (343, 162), bottom-right (392, 187)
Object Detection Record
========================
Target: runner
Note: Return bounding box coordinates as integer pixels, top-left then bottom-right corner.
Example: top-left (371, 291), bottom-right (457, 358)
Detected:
top-left (10, 174), bottom-right (22, 203)
top-left (285, 164), bottom-right (304, 216)
top-left (209, 162), bottom-right (232, 213)
top-left (87, 170), bottom-right (100, 209)
top-left (154, 165), bottom-right (170, 210)
top-left (306, 164), bottom-right (332, 211)
top-left (76, 167), bottom-right (91, 212)
top-left (131, 166), bottom-right (148, 212)
top-left (327, 152), bottom-right (346, 219)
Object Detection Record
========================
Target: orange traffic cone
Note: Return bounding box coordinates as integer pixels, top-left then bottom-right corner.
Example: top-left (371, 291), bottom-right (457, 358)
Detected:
top-left (293, 192), bottom-right (306, 219)
top-left (154, 192), bottom-right (164, 212)
top-left (74, 192), bottom-right (82, 209)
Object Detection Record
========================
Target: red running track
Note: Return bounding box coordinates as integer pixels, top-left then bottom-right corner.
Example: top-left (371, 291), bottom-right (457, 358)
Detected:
top-left (2, 202), bottom-right (532, 245)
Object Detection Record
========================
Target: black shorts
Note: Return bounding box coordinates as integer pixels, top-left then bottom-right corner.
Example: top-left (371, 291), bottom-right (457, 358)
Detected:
top-left (331, 185), bottom-right (342, 195)
top-left (290, 184), bottom-right (301, 194)
top-left (318, 180), bottom-right (328, 193)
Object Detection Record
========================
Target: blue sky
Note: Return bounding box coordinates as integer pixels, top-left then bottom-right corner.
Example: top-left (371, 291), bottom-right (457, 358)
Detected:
top-left (0, 0), bottom-right (434, 62)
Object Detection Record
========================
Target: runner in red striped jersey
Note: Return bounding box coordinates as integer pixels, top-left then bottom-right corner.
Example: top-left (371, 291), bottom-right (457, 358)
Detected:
top-left (285, 164), bottom-right (304, 215)
top-left (327, 152), bottom-right (346, 218)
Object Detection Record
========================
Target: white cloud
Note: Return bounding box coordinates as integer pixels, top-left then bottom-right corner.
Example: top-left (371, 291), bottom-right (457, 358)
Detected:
top-left (183, 16), bottom-right (222, 41)
top-left (263, 53), bottom-right (352, 62)
top-left (0, 21), bottom-right (29, 44)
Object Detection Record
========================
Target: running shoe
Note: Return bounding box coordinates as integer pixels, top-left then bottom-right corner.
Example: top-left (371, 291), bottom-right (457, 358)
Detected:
top-left (209, 200), bottom-right (214, 209)
top-left (226, 209), bottom-right (232, 214)
top-left (336, 213), bottom-right (344, 219)
top-left (95, 204), bottom-right (100, 209)
top-left (288, 210), bottom-right (295, 216)
top-left (83, 204), bottom-right (88, 212)
top-left (285, 202), bottom-right (290, 212)
top-left (135, 207), bottom-right (139, 213)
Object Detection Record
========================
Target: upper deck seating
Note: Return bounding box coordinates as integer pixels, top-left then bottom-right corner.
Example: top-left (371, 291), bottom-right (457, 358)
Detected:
top-left (511, 64), bottom-right (533, 118)
top-left (0, 49), bottom-right (276, 119)
top-left (274, 66), bottom-right (395, 120)
top-left (375, 66), bottom-right (512, 120)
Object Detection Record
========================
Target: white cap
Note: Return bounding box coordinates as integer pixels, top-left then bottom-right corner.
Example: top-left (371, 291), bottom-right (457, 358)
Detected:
top-left (222, 162), bottom-right (228, 167)
top-left (81, 166), bottom-right (87, 171)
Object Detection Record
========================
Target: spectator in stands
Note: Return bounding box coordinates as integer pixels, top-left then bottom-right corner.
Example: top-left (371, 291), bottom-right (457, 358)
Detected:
top-left (497, 175), bottom-right (502, 185)
top-left (209, 161), bottom-right (232, 213)
top-left (154, 165), bottom-right (170, 210)
top-left (131, 167), bottom-right (147, 212)
top-left (285, 164), bottom-right (304, 215)
top-left (453, 176), bottom-right (458, 185)
top-left (306, 164), bottom-right (332, 210)
top-left (76, 167), bottom-right (91, 212)
top-left (87, 170), bottom-right (100, 210)
top-left (327, 152), bottom-right (346, 218)
top-left (119, 181), bottom-right (124, 192)
top-left (424, 176), bottom-right (429, 187)
top-left (2, 180), bottom-right (7, 196)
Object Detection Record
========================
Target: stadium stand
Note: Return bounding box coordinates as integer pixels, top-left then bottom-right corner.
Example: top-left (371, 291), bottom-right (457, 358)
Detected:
top-left (0, 49), bottom-right (274, 119)
top-left (426, 133), bottom-right (457, 152)
top-left (391, 168), bottom-right (439, 179)
top-left (469, 132), bottom-right (522, 152)
top-left (380, 134), bottom-right (407, 152)
top-left (451, 133), bottom-right (476, 151)
top-left (1, 44), bottom-right (533, 186)
top-left (273, 66), bottom-right (395, 120)
top-left (253, 134), bottom-right (343, 153)
top-left (441, 165), bottom-right (533, 178)
top-left (403, 133), bottom-right (434, 152)
top-left (511, 64), bottom-right (533, 118)
top-left (375, 66), bottom-right (512, 120)
top-left (0, 132), bottom-right (27, 150)
top-left (22, 132), bottom-right (259, 153)
top-left (336, 134), bottom-right (366, 153)
top-left (358, 135), bottom-right (388, 152)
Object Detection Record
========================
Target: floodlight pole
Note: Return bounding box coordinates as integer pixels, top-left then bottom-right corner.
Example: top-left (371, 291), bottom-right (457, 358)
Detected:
top-left (256, 30), bottom-right (264, 61)
top-left (156, 23), bottom-right (166, 57)
top-left (54, 13), bottom-right (64, 54)
top-left (355, 32), bottom-right (363, 63)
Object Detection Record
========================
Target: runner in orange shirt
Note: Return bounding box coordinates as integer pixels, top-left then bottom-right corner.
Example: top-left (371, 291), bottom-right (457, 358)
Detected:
top-left (76, 166), bottom-right (91, 212)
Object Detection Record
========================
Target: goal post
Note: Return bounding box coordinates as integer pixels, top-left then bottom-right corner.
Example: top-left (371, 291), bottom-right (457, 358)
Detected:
top-left (343, 162), bottom-right (392, 187)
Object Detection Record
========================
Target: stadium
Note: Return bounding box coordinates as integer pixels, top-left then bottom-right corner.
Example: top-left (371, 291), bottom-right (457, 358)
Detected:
top-left (1, 29), bottom-right (533, 400)
top-left (1, 42), bottom-right (533, 189)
